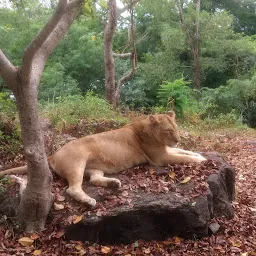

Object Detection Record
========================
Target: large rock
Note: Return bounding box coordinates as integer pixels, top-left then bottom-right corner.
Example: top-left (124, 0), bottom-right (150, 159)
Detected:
top-left (65, 152), bottom-right (235, 244)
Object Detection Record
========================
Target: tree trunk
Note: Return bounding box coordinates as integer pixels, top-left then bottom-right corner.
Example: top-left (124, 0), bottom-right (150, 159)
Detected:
top-left (0, 0), bottom-right (85, 232)
top-left (13, 75), bottom-right (54, 232)
top-left (104, 0), bottom-right (117, 103)
top-left (105, 0), bottom-right (138, 107)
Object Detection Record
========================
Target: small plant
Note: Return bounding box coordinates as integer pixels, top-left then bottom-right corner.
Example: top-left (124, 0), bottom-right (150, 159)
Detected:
top-left (157, 78), bottom-right (198, 117)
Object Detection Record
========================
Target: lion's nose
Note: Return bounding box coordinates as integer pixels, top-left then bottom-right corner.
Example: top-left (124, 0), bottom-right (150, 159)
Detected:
top-left (175, 135), bottom-right (180, 143)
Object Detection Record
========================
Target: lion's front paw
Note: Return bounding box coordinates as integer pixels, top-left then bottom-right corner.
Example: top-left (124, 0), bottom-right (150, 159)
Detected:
top-left (85, 197), bottom-right (97, 207)
top-left (107, 178), bottom-right (121, 188)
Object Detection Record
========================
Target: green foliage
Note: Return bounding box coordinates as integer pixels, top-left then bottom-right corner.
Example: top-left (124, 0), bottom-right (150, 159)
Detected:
top-left (39, 63), bottom-right (81, 102)
top-left (0, 176), bottom-right (11, 194)
top-left (199, 75), bottom-right (256, 127)
top-left (201, 111), bottom-right (242, 129)
top-left (0, 92), bottom-right (16, 117)
top-left (157, 78), bottom-right (198, 117)
top-left (120, 77), bottom-right (152, 109)
top-left (0, 92), bottom-right (21, 156)
top-left (42, 93), bottom-right (126, 130)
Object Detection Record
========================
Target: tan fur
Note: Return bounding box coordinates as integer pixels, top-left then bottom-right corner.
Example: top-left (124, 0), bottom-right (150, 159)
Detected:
top-left (0, 112), bottom-right (206, 207)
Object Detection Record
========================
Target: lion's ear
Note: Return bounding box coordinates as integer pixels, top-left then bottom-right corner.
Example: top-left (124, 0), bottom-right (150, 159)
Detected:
top-left (168, 111), bottom-right (176, 119)
top-left (149, 115), bottom-right (159, 125)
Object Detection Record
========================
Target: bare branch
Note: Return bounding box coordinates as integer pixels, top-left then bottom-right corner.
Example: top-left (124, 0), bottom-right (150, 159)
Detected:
top-left (176, 0), bottom-right (194, 50)
top-left (0, 50), bottom-right (17, 90)
top-left (21, 0), bottom-right (68, 83)
top-left (113, 52), bottom-right (132, 58)
top-left (117, 52), bottom-right (137, 90)
top-left (67, 0), bottom-right (84, 11)
top-left (117, 0), bottom-right (140, 17)
top-left (104, 0), bottom-right (117, 102)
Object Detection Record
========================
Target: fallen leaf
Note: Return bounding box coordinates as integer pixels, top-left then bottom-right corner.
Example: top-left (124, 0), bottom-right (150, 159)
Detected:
top-left (101, 246), bottom-right (111, 254)
top-left (149, 168), bottom-right (155, 175)
top-left (180, 176), bottom-right (191, 184)
top-left (33, 249), bottom-right (42, 255)
top-left (169, 171), bottom-right (176, 179)
top-left (72, 215), bottom-right (83, 224)
top-left (249, 207), bottom-right (256, 212)
top-left (30, 233), bottom-right (40, 240)
top-left (231, 239), bottom-right (242, 248)
top-left (18, 237), bottom-right (34, 247)
top-left (57, 195), bottom-right (65, 202)
top-left (143, 248), bottom-right (151, 254)
top-left (174, 236), bottom-right (181, 245)
top-left (54, 202), bottom-right (65, 210)
top-left (122, 191), bottom-right (129, 197)
top-left (55, 230), bottom-right (65, 238)
top-left (75, 244), bottom-right (83, 251)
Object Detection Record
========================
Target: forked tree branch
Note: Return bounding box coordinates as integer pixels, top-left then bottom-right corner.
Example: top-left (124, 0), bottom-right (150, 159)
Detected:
top-left (0, 50), bottom-right (17, 90)
top-left (31, 7), bottom-right (82, 86)
top-left (21, 0), bottom-right (84, 85)
top-left (21, 0), bottom-right (68, 83)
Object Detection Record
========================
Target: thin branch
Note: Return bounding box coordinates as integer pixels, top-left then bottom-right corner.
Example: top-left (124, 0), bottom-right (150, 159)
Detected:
top-left (117, 0), bottom-right (140, 17)
top-left (176, 0), bottom-right (194, 50)
top-left (114, 0), bottom-right (137, 106)
top-left (117, 53), bottom-right (137, 87)
top-left (113, 52), bottom-right (132, 58)
top-left (21, 0), bottom-right (68, 83)
top-left (0, 50), bottom-right (17, 90)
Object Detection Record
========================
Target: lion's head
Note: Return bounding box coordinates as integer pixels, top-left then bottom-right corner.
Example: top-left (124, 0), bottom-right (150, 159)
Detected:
top-left (148, 111), bottom-right (180, 147)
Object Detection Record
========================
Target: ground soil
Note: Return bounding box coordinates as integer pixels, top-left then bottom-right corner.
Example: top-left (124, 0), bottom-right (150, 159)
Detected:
top-left (0, 121), bottom-right (256, 256)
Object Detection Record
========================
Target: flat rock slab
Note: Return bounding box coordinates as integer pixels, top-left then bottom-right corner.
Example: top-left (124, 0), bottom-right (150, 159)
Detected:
top-left (65, 152), bottom-right (235, 244)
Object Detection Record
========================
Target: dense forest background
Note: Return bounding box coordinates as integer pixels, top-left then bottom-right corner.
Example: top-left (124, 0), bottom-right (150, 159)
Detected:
top-left (0, 0), bottom-right (256, 127)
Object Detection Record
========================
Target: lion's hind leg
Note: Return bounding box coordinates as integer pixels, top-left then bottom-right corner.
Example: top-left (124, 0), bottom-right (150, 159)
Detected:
top-left (65, 169), bottom-right (96, 207)
top-left (88, 170), bottom-right (121, 188)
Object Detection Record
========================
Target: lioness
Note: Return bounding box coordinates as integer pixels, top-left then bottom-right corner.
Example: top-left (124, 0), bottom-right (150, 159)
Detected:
top-left (0, 112), bottom-right (206, 207)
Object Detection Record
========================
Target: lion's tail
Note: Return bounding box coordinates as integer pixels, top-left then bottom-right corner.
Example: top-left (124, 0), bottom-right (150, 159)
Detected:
top-left (0, 165), bottom-right (28, 177)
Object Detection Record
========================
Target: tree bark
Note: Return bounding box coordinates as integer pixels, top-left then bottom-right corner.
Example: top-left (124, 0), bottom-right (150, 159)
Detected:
top-left (0, 0), bottom-right (85, 232)
top-left (104, 0), bottom-right (117, 103)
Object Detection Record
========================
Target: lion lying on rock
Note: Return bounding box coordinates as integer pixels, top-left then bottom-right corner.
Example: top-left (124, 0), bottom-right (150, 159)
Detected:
top-left (0, 112), bottom-right (206, 207)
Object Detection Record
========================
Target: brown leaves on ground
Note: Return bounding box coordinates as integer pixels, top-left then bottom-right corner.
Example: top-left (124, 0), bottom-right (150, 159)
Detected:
top-left (0, 128), bottom-right (256, 255)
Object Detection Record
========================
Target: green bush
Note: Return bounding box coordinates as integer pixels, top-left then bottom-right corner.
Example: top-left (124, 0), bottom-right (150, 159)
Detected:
top-left (157, 78), bottom-right (198, 117)
top-left (199, 77), bottom-right (256, 127)
top-left (42, 93), bottom-right (127, 130)
top-left (39, 63), bottom-right (81, 103)
top-left (0, 92), bottom-right (21, 156)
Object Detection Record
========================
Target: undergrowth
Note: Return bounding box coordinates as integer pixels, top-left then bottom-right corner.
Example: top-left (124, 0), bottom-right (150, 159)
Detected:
top-left (0, 92), bottom-right (21, 157)
top-left (41, 93), bottom-right (127, 131)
